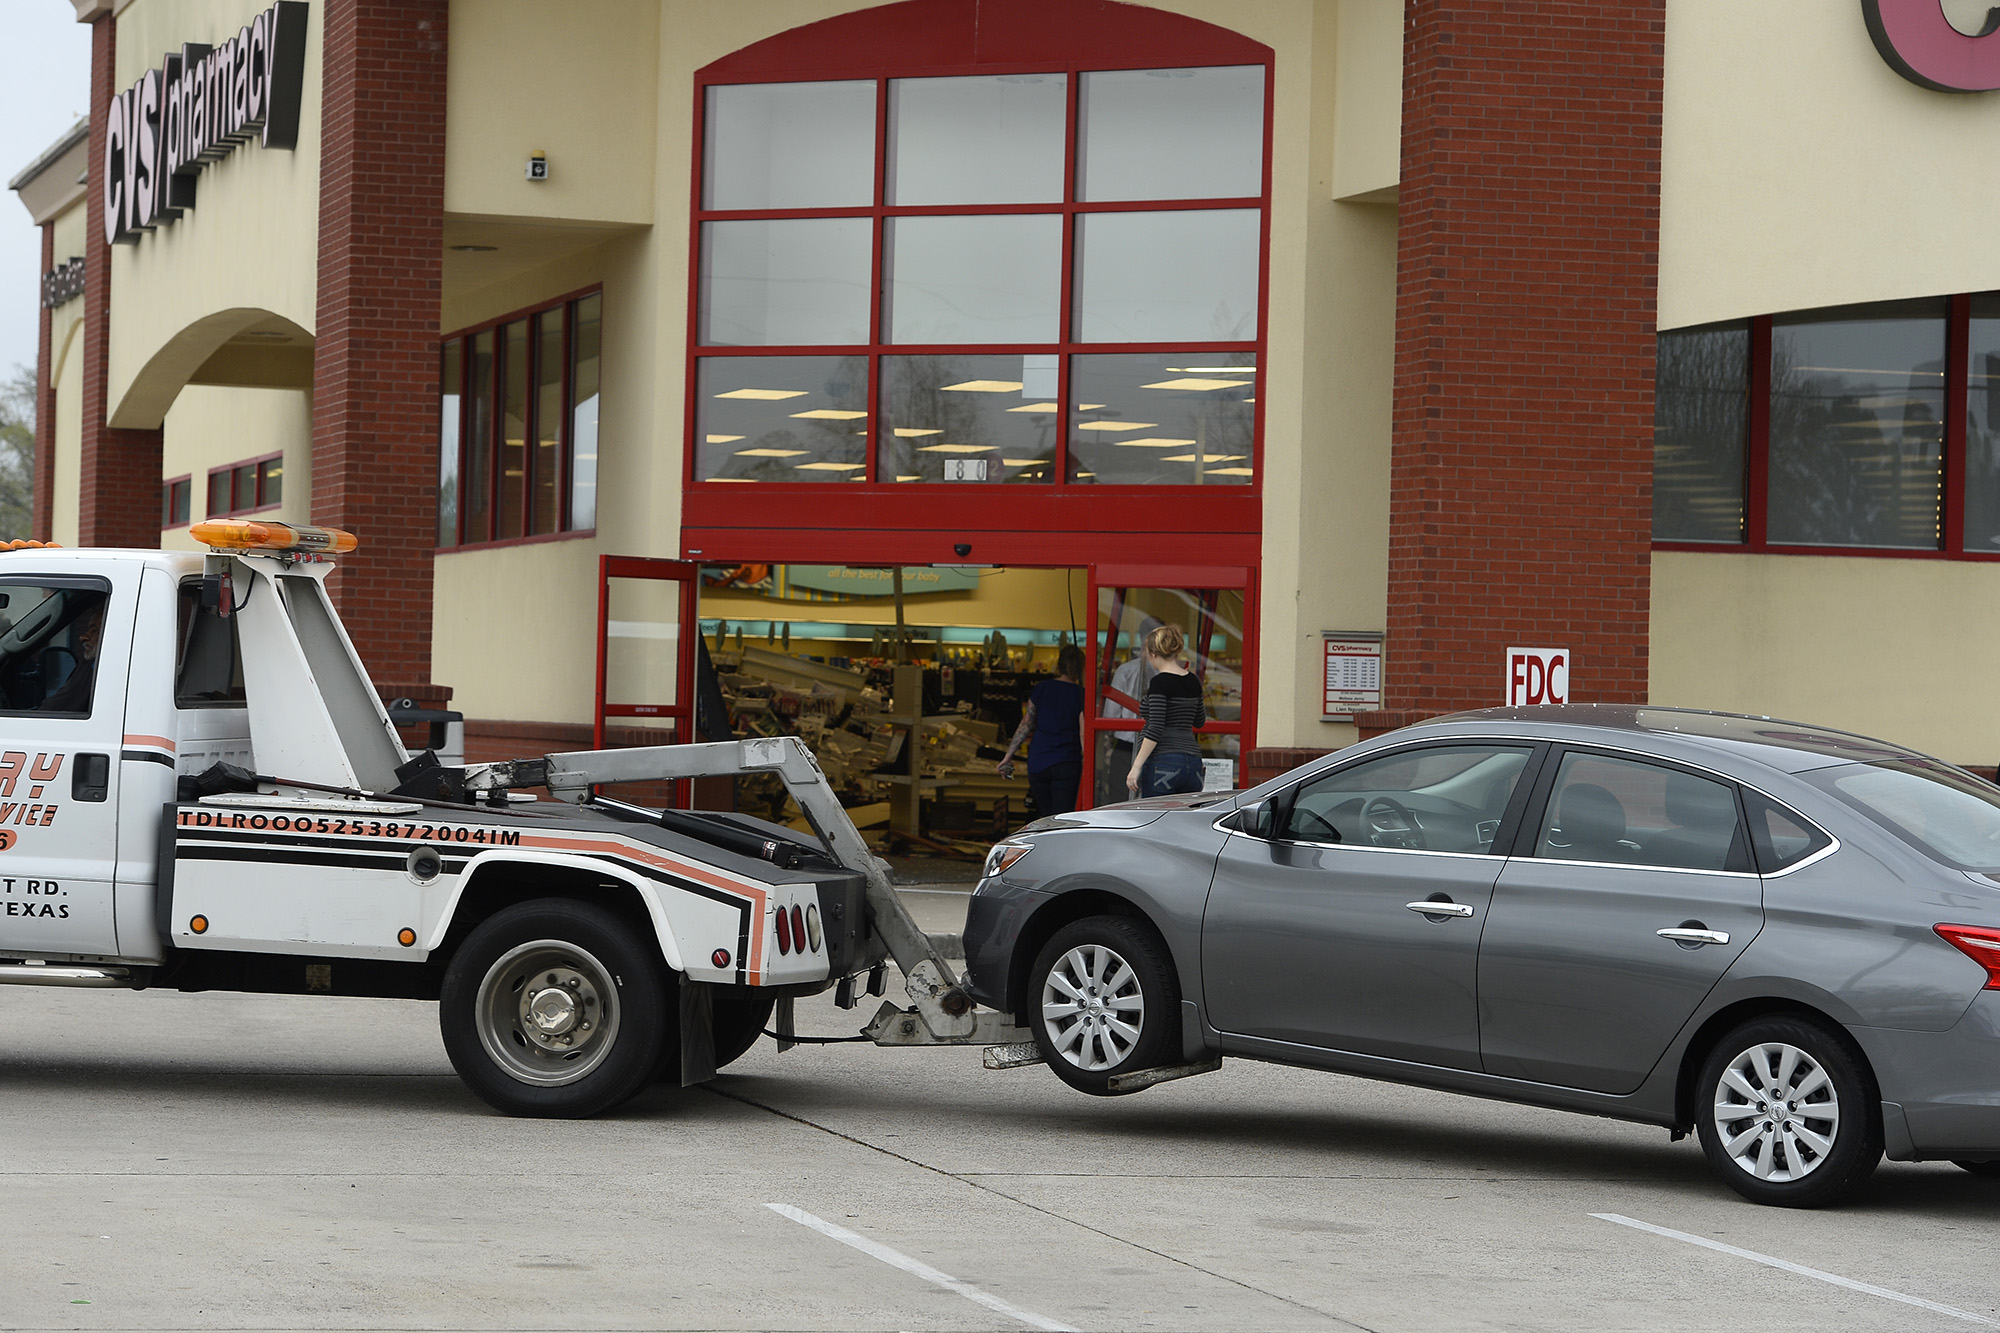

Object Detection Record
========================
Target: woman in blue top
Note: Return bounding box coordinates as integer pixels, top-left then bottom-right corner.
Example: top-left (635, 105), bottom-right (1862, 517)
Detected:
top-left (997, 645), bottom-right (1086, 817)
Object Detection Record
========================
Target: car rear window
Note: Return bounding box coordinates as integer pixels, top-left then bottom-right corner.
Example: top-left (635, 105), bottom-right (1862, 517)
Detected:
top-left (1803, 760), bottom-right (2000, 871)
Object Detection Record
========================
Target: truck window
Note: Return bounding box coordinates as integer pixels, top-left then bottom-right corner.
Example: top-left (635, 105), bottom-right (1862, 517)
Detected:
top-left (0, 578), bottom-right (113, 716)
top-left (176, 582), bottom-right (246, 707)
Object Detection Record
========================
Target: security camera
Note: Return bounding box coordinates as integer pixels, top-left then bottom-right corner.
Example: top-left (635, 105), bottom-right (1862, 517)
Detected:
top-left (953, 543), bottom-right (972, 558)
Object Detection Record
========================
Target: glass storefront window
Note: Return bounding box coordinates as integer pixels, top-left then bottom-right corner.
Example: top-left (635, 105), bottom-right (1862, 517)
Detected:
top-left (437, 340), bottom-right (460, 546)
top-left (500, 319), bottom-right (529, 539)
top-left (884, 215), bottom-right (1064, 344)
top-left (570, 293), bottom-right (601, 531)
top-left (693, 61), bottom-right (1265, 487)
top-left (1073, 209), bottom-right (1260, 343)
top-left (465, 328), bottom-right (495, 543)
top-left (438, 293), bottom-right (599, 546)
top-left (700, 218), bottom-right (873, 346)
top-left (1067, 353), bottom-right (1255, 484)
top-left (878, 354), bottom-right (1059, 483)
top-left (1768, 300), bottom-right (1945, 550)
top-left (1968, 295), bottom-right (2000, 552)
top-left (697, 355), bottom-right (868, 482)
top-left (1653, 323), bottom-right (1748, 543)
top-left (1077, 66), bottom-right (1265, 202)
top-left (532, 311), bottom-right (562, 537)
top-left (703, 80), bottom-right (877, 210)
top-left (888, 74), bottom-right (1067, 205)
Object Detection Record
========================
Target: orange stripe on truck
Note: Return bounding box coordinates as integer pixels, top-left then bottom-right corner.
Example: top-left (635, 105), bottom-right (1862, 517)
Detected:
top-left (124, 734), bottom-right (176, 751)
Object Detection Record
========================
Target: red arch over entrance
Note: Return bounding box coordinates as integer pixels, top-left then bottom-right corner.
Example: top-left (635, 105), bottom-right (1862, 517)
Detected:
top-left (698, 0), bottom-right (1270, 82)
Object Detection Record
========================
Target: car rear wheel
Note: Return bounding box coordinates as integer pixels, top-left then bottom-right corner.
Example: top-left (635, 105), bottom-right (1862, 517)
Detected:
top-left (440, 899), bottom-right (668, 1118)
top-left (1028, 915), bottom-right (1181, 1096)
top-left (1695, 1015), bottom-right (1881, 1207)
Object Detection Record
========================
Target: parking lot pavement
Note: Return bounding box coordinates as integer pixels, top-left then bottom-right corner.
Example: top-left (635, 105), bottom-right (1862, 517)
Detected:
top-left (4, 895), bottom-right (1998, 1333)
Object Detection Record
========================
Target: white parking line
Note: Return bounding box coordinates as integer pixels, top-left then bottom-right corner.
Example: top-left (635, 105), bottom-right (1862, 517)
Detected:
top-left (767, 1202), bottom-right (1080, 1333)
top-left (1592, 1213), bottom-right (2000, 1328)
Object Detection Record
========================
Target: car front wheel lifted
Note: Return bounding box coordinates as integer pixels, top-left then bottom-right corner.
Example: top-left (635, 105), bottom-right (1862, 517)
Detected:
top-left (1029, 914), bottom-right (1181, 1096)
top-left (1695, 1014), bottom-right (1881, 1207)
top-left (440, 899), bottom-right (668, 1118)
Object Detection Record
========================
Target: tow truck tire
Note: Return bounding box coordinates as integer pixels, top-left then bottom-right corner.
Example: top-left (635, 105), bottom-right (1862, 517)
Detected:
top-left (440, 899), bottom-right (669, 1118)
top-left (1028, 914), bottom-right (1181, 1097)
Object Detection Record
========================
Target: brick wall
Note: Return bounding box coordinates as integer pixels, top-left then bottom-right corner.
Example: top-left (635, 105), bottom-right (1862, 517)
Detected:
top-left (33, 225), bottom-right (54, 543)
top-left (313, 0), bottom-right (450, 700)
top-left (79, 14), bottom-right (163, 549)
top-left (1387, 1), bottom-right (1663, 716)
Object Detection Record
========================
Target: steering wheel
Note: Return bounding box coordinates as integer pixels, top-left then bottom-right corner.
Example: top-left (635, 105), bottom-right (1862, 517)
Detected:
top-left (1291, 806), bottom-right (1343, 843)
top-left (1362, 795), bottom-right (1427, 849)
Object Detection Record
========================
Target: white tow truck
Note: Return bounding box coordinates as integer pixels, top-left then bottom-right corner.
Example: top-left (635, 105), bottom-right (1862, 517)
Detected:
top-left (0, 520), bottom-right (1027, 1115)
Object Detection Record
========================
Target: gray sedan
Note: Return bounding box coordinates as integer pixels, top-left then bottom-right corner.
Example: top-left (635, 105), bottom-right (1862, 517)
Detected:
top-left (961, 705), bottom-right (2000, 1208)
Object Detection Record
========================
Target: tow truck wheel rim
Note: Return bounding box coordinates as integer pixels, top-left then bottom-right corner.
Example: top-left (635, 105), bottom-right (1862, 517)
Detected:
top-left (474, 938), bottom-right (622, 1086)
top-left (1041, 942), bottom-right (1145, 1072)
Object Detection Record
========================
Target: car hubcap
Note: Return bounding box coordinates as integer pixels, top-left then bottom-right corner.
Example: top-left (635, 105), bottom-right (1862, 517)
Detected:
top-left (474, 940), bottom-right (620, 1086)
top-left (1041, 943), bottom-right (1144, 1072)
top-left (1712, 1041), bottom-right (1840, 1182)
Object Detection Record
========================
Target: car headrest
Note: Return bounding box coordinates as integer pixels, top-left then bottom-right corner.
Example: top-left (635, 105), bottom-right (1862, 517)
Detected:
top-left (1557, 782), bottom-right (1627, 847)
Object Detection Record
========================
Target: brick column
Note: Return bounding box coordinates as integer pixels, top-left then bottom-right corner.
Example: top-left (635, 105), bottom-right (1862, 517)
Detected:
top-left (313, 0), bottom-right (450, 703)
top-left (32, 225), bottom-right (55, 543)
top-left (79, 13), bottom-right (163, 549)
top-left (1386, 1), bottom-right (1663, 714)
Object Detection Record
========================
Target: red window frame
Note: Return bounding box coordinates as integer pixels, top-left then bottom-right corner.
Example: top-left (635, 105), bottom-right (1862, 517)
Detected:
top-left (1655, 293), bottom-right (2000, 562)
top-left (439, 284), bottom-right (601, 552)
top-left (205, 452), bottom-right (283, 519)
top-left (683, 1), bottom-right (1274, 563)
top-left (160, 474), bottom-right (192, 529)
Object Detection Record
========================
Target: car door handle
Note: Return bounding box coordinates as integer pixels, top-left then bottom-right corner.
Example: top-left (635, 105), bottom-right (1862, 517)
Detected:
top-left (1657, 927), bottom-right (1729, 946)
top-left (1406, 901), bottom-right (1474, 919)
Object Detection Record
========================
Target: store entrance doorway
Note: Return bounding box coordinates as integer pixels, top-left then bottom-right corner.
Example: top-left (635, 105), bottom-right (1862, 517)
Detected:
top-left (593, 559), bottom-right (1256, 855)
top-left (1088, 566), bottom-right (1252, 807)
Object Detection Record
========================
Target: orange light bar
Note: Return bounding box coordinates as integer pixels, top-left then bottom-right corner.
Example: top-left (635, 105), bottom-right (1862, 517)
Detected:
top-left (0, 539), bottom-right (60, 550)
top-left (190, 519), bottom-right (358, 555)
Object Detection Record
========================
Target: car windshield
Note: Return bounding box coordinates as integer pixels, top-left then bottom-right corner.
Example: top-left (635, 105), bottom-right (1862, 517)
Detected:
top-left (1804, 759), bottom-right (2000, 871)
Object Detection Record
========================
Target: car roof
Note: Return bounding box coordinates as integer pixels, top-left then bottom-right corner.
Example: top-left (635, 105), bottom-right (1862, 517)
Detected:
top-left (1406, 704), bottom-right (1934, 775)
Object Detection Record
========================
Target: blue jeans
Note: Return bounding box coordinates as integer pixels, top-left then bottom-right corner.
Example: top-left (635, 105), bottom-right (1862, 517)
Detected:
top-left (1141, 751), bottom-right (1205, 798)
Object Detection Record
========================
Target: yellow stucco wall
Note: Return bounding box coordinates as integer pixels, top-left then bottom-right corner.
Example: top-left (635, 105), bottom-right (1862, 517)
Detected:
top-left (156, 385), bottom-right (313, 552)
top-left (1661, 0), bottom-right (2000, 330)
top-left (105, 0), bottom-right (322, 430)
top-left (434, 537), bottom-right (605, 722)
top-left (1651, 551), bottom-right (2000, 763)
top-left (444, 0), bottom-right (658, 226)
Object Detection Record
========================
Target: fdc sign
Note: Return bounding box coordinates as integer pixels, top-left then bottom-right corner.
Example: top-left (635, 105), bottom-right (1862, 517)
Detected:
top-left (1506, 647), bottom-right (1569, 707)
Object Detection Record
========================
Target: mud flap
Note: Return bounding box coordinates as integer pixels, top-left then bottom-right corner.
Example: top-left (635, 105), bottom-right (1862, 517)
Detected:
top-left (679, 975), bottom-right (717, 1087)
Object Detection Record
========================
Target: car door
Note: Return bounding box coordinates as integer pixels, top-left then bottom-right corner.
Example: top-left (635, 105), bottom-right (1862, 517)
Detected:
top-left (1203, 741), bottom-right (1541, 1069)
top-left (0, 569), bottom-right (132, 957)
top-left (1477, 747), bottom-right (1764, 1094)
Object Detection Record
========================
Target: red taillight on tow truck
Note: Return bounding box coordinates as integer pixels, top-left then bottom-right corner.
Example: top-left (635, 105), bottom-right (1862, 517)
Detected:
top-left (1935, 924), bottom-right (2000, 988)
top-left (791, 905), bottom-right (807, 953)
top-left (775, 904), bottom-right (792, 955)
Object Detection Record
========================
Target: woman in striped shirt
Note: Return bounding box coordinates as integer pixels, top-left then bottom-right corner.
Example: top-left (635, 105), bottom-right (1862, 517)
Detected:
top-left (1125, 623), bottom-right (1207, 799)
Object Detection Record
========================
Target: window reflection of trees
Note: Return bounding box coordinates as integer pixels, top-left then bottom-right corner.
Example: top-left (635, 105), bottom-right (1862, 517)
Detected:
top-left (1767, 316), bottom-right (1944, 550)
top-left (879, 355), bottom-right (1056, 484)
top-left (1652, 326), bottom-right (1748, 542)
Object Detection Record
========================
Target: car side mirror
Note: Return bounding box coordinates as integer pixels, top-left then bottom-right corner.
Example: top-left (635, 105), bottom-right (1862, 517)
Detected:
top-left (1234, 797), bottom-right (1278, 838)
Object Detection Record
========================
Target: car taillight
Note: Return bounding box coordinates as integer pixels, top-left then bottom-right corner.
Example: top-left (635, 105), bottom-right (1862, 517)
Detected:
top-left (1935, 923), bottom-right (2000, 988)
top-left (791, 905), bottom-right (807, 953)
top-left (775, 905), bottom-right (792, 955)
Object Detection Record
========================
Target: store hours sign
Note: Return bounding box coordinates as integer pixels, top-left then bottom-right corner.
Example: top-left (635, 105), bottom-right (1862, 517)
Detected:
top-left (102, 2), bottom-right (309, 246)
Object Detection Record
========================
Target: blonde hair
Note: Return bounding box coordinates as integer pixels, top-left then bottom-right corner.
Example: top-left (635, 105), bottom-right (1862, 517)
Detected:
top-left (1144, 623), bottom-right (1186, 663)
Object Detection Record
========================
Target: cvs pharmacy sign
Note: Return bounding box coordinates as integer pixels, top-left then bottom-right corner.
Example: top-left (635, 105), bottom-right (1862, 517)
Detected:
top-left (1865, 0), bottom-right (2000, 92)
top-left (1506, 647), bottom-right (1569, 707)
